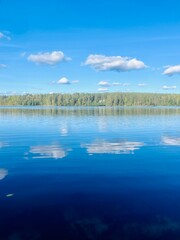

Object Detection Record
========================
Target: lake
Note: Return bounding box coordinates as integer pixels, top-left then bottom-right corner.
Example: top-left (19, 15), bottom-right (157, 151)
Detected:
top-left (0, 107), bottom-right (180, 240)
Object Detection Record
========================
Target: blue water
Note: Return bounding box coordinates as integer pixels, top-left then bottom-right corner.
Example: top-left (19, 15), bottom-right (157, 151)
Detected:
top-left (0, 107), bottom-right (180, 240)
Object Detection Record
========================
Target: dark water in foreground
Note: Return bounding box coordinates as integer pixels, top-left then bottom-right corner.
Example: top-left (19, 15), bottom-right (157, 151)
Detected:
top-left (0, 107), bottom-right (180, 240)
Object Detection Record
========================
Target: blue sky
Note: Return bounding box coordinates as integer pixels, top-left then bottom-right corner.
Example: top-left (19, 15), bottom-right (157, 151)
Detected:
top-left (0, 0), bottom-right (180, 94)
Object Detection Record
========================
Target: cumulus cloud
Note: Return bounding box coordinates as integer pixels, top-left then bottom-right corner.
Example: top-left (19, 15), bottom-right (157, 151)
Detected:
top-left (71, 80), bottom-right (79, 84)
top-left (162, 136), bottom-right (180, 146)
top-left (162, 85), bottom-right (176, 90)
top-left (29, 144), bottom-right (71, 159)
top-left (98, 81), bottom-right (121, 87)
top-left (163, 65), bottom-right (180, 76)
top-left (112, 82), bottom-right (121, 86)
top-left (0, 64), bottom-right (6, 68)
top-left (0, 63), bottom-right (7, 68)
top-left (122, 83), bottom-right (131, 86)
top-left (56, 77), bottom-right (79, 85)
top-left (57, 77), bottom-right (70, 84)
top-left (81, 139), bottom-right (144, 155)
top-left (27, 51), bottom-right (70, 65)
top-left (0, 169), bottom-right (8, 180)
top-left (138, 83), bottom-right (147, 87)
top-left (0, 32), bottom-right (11, 40)
top-left (98, 88), bottom-right (109, 92)
top-left (20, 52), bottom-right (26, 57)
top-left (84, 54), bottom-right (147, 72)
top-left (98, 81), bottom-right (111, 87)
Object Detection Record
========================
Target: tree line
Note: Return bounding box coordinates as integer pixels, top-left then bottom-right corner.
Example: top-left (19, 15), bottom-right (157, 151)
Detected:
top-left (0, 92), bottom-right (179, 106)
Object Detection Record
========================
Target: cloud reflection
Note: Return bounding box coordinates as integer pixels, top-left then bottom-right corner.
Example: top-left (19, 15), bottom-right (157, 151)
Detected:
top-left (0, 169), bottom-right (8, 180)
top-left (29, 144), bottom-right (71, 159)
top-left (60, 127), bottom-right (68, 136)
top-left (97, 118), bottom-right (108, 132)
top-left (0, 142), bottom-right (9, 148)
top-left (60, 124), bottom-right (69, 136)
top-left (81, 139), bottom-right (144, 155)
top-left (162, 136), bottom-right (180, 146)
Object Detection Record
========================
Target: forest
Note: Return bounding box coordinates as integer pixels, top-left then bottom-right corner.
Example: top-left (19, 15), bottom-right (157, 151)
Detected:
top-left (0, 92), bottom-right (179, 106)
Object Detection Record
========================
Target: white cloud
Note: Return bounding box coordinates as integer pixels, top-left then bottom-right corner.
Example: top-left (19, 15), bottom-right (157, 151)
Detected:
top-left (0, 169), bottom-right (8, 180)
top-left (0, 64), bottom-right (6, 68)
top-left (98, 81), bottom-right (110, 87)
top-left (138, 83), bottom-right (147, 87)
top-left (27, 51), bottom-right (70, 65)
top-left (0, 32), bottom-right (4, 39)
top-left (20, 52), bottom-right (26, 57)
top-left (112, 82), bottom-right (121, 86)
top-left (81, 139), bottom-right (144, 155)
top-left (162, 85), bottom-right (177, 90)
top-left (98, 81), bottom-right (122, 87)
top-left (0, 92), bottom-right (6, 95)
top-left (162, 136), bottom-right (180, 146)
top-left (57, 77), bottom-right (70, 84)
top-left (29, 144), bottom-right (71, 159)
top-left (163, 65), bottom-right (180, 76)
top-left (98, 88), bottom-right (109, 92)
top-left (56, 77), bottom-right (79, 85)
top-left (122, 83), bottom-right (131, 86)
top-left (0, 32), bottom-right (11, 40)
top-left (84, 54), bottom-right (147, 72)
top-left (71, 80), bottom-right (79, 84)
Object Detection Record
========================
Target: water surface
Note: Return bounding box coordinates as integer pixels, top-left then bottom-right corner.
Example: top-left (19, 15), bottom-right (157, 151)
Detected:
top-left (0, 107), bottom-right (180, 240)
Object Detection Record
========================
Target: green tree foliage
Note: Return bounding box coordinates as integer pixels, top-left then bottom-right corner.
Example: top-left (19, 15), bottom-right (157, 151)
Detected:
top-left (0, 92), bottom-right (179, 106)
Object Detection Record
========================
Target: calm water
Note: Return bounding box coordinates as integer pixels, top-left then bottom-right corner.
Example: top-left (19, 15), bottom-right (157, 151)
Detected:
top-left (0, 107), bottom-right (180, 240)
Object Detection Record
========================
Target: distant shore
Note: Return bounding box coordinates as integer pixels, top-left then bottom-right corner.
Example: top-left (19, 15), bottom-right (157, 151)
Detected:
top-left (0, 92), bottom-right (179, 106)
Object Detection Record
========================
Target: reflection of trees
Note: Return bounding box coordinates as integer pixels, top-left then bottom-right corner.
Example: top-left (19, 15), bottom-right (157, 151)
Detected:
top-left (0, 106), bottom-right (180, 117)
